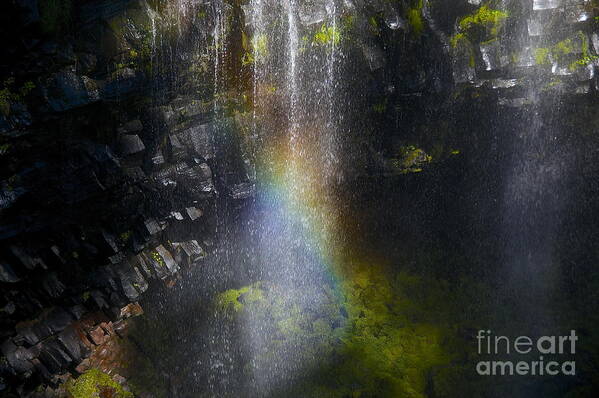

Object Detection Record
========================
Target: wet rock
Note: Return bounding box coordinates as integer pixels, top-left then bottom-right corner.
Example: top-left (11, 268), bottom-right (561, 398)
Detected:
top-left (383, 4), bottom-right (405, 30)
top-left (451, 38), bottom-right (475, 83)
top-left (68, 305), bottom-right (87, 320)
top-left (37, 338), bottom-right (73, 373)
top-left (118, 134), bottom-right (146, 155)
top-left (533, 0), bottom-right (561, 10)
top-left (0, 262), bottom-right (20, 283)
top-left (101, 68), bottom-right (144, 100)
top-left (43, 71), bottom-right (100, 112)
top-left (480, 40), bottom-right (506, 71)
top-left (42, 274), bottom-right (66, 298)
top-left (490, 78), bottom-right (519, 89)
top-left (29, 358), bottom-right (52, 382)
top-left (155, 161), bottom-right (214, 194)
top-left (229, 182), bottom-right (255, 200)
top-left (498, 97), bottom-right (530, 107)
top-left (169, 133), bottom-right (187, 161)
top-left (0, 176), bottom-right (27, 210)
top-left (575, 82), bottom-right (590, 94)
top-left (299, 0), bottom-right (327, 26)
top-left (152, 148), bottom-right (165, 165)
top-left (516, 46), bottom-right (535, 68)
top-left (133, 255), bottom-right (154, 280)
top-left (574, 62), bottom-right (595, 81)
top-left (154, 245), bottom-right (179, 275)
top-left (185, 206), bottom-right (203, 221)
top-left (9, 246), bottom-right (46, 271)
top-left (173, 240), bottom-right (206, 263)
top-left (552, 63), bottom-right (573, 76)
top-left (1, 340), bottom-right (34, 374)
top-left (143, 251), bottom-right (168, 279)
top-left (117, 119), bottom-right (143, 134)
top-left (564, 5), bottom-right (591, 23)
top-left (527, 15), bottom-right (545, 37)
top-left (88, 325), bottom-right (110, 346)
top-left (119, 302), bottom-right (143, 319)
top-left (359, 42), bottom-right (385, 71)
top-left (57, 327), bottom-right (91, 363)
top-left (2, 301), bottom-right (16, 315)
top-left (90, 290), bottom-right (110, 310)
top-left (178, 123), bottom-right (215, 160)
top-left (143, 218), bottom-right (163, 235)
top-left (115, 261), bottom-right (148, 300)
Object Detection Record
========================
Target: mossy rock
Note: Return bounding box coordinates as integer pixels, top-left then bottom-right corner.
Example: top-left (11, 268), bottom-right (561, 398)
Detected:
top-left (65, 369), bottom-right (133, 398)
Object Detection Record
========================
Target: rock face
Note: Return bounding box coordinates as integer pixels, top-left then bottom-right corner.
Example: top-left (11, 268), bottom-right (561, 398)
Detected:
top-left (1, 0), bottom-right (599, 396)
top-left (0, 1), bottom-right (255, 395)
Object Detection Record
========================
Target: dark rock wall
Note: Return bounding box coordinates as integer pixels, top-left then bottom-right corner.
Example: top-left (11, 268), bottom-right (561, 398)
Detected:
top-left (1, 0), bottom-right (599, 396)
top-left (0, 1), bottom-right (230, 395)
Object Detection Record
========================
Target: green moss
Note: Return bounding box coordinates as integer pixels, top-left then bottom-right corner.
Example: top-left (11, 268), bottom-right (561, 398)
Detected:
top-left (368, 16), bottom-right (379, 29)
top-left (458, 5), bottom-right (507, 36)
top-left (534, 47), bottom-right (550, 65)
top-left (407, 9), bottom-right (424, 36)
top-left (38, 0), bottom-right (72, 35)
top-left (450, 33), bottom-right (467, 49)
top-left (570, 54), bottom-right (598, 69)
top-left (66, 369), bottom-right (133, 398)
top-left (553, 38), bottom-right (576, 58)
top-left (313, 24), bottom-right (341, 46)
top-left (449, 33), bottom-right (475, 68)
top-left (150, 251), bottom-right (165, 267)
top-left (241, 33), bottom-right (268, 65)
top-left (373, 100), bottom-right (387, 114)
top-left (568, 32), bottom-right (598, 70)
top-left (391, 145), bottom-right (432, 174)
top-left (212, 268), bottom-right (482, 397)
top-left (546, 32), bottom-right (598, 70)
top-left (406, 0), bottom-right (424, 37)
top-left (215, 282), bottom-right (264, 313)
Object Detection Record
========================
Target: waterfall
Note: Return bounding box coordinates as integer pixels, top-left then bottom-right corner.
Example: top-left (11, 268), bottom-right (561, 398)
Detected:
top-left (229, 0), bottom-right (348, 394)
top-left (499, 0), bottom-right (569, 330)
top-left (284, 0), bottom-right (300, 151)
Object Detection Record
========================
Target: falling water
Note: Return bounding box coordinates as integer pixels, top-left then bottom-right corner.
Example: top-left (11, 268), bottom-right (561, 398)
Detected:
top-left (218, 0), bottom-right (350, 394)
top-left (284, 0), bottom-right (300, 150)
top-left (499, 0), bottom-right (568, 330)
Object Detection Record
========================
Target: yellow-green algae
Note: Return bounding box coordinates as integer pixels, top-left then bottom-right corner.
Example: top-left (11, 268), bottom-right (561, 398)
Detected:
top-left (406, 0), bottom-right (425, 37)
top-left (313, 24), bottom-right (341, 46)
top-left (390, 145), bottom-right (432, 174)
top-left (535, 47), bottom-right (550, 65)
top-left (213, 264), bottom-right (486, 397)
top-left (458, 5), bottom-right (508, 36)
top-left (450, 3), bottom-right (508, 47)
top-left (449, 33), bottom-right (475, 68)
top-left (66, 369), bottom-right (133, 398)
top-left (241, 33), bottom-right (268, 66)
top-left (535, 31), bottom-right (598, 70)
top-left (215, 282), bottom-right (265, 313)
